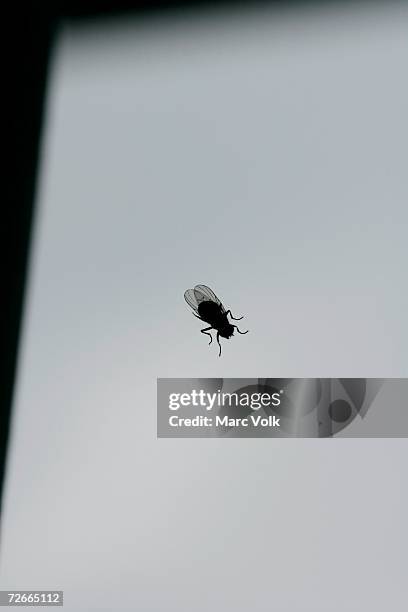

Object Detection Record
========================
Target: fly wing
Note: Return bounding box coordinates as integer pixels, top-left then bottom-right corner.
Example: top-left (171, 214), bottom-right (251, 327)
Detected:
top-left (184, 288), bottom-right (200, 312)
top-left (194, 284), bottom-right (225, 312)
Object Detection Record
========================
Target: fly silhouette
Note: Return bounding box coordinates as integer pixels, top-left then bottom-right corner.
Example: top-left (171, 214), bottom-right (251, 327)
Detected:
top-left (184, 284), bottom-right (248, 356)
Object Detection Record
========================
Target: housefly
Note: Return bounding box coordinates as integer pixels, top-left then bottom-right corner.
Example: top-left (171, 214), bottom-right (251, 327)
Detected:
top-left (184, 284), bottom-right (248, 356)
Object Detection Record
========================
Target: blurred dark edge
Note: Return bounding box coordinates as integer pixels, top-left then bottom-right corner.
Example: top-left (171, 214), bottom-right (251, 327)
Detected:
top-left (0, 0), bottom-right (386, 520)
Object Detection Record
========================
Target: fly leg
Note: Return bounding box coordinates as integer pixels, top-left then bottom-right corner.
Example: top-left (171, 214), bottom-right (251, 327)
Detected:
top-left (233, 325), bottom-right (249, 334)
top-left (201, 327), bottom-right (213, 345)
top-left (216, 332), bottom-right (222, 357)
top-left (225, 309), bottom-right (243, 321)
